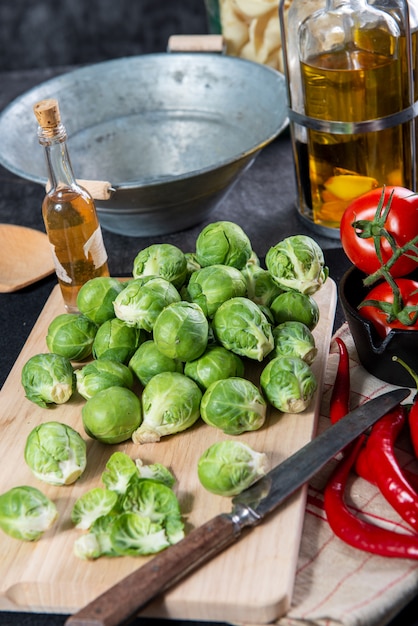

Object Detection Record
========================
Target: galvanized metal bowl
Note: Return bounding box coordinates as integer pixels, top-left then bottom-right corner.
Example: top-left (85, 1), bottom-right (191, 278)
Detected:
top-left (0, 53), bottom-right (288, 237)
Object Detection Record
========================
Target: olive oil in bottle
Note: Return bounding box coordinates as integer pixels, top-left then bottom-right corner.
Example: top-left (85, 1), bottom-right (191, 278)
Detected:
top-left (33, 99), bottom-right (109, 312)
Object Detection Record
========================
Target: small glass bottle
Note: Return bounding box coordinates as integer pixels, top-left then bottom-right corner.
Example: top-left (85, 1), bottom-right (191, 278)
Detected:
top-left (33, 98), bottom-right (109, 312)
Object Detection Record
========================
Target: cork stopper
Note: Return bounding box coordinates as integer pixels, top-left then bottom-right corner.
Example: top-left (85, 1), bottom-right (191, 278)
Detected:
top-left (33, 98), bottom-right (61, 129)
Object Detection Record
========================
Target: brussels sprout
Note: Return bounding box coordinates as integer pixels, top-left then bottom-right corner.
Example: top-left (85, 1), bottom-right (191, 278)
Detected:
top-left (46, 313), bottom-right (98, 361)
top-left (74, 531), bottom-right (104, 560)
top-left (184, 345), bottom-right (244, 390)
top-left (0, 486), bottom-right (58, 541)
top-left (212, 297), bottom-right (274, 361)
top-left (133, 243), bottom-right (188, 289)
top-left (101, 451), bottom-right (138, 494)
top-left (260, 356), bottom-right (318, 413)
top-left (76, 359), bottom-right (134, 400)
top-left (120, 476), bottom-right (184, 544)
top-left (195, 220), bottom-right (252, 269)
top-left (21, 353), bottom-right (75, 407)
top-left (153, 301), bottom-right (208, 362)
top-left (92, 318), bottom-right (144, 363)
top-left (200, 377), bottom-right (266, 435)
top-left (185, 264), bottom-right (247, 318)
top-left (197, 441), bottom-right (268, 496)
top-left (110, 512), bottom-right (170, 556)
top-left (184, 251), bottom-right (201, 278)
top-left (129, 340), bottom-right (183, 387)
top-left (241, 264), bottom-right (284, 307)
top-left (132, 372), bottom-right (202, 444)
top-left (24, 421), bottom-right (87, 485)
top-left (270, 291), bottom-right (320, 330)
top-left (113, 277), bottom-right (181, 332)
top-left (82, 386), bottom-right (142, 444)
top-left (76, 277), bottom-right (125, 325)
top-left (265, 235), bottom-right (328, 295)
top-left (135, 459), bottom-right (176, 488)
top-left (71, 487), bottom-right (118, 529)
top-left (271, 321), bottom-right (317, 365)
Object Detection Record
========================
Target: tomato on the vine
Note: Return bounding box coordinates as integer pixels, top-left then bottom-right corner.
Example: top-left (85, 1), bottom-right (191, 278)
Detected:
top-left (360, 278), bottom-right (418, 338)
top-left (340, 186), bottom-right (418, 277)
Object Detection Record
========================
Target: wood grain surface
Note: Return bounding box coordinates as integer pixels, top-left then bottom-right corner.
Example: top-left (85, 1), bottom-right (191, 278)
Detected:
top-left (0, 278), bottom-right (337, 623)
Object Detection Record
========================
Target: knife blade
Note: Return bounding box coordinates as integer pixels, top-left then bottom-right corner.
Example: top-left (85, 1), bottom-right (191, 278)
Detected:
top-left (65, 387), bottom-right (409, 626)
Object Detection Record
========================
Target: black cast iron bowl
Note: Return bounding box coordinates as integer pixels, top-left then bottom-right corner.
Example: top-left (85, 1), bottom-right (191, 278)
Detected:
top-left (339, 265), bottom-right (418, 387)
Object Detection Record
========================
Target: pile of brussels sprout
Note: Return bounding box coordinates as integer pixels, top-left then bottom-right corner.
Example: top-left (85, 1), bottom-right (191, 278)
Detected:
top-left (0, 221), bottom-right (328, 555)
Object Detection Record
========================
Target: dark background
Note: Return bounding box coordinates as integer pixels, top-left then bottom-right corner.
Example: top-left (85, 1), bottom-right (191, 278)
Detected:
top-left (0, 0), bottom-right (210, 72)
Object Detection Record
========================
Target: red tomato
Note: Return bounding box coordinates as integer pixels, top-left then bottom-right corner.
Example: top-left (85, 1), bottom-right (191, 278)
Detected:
top-left (360, 278), bottom-right (418, 338)
top-left (340, 186), bottom-right (418, 277)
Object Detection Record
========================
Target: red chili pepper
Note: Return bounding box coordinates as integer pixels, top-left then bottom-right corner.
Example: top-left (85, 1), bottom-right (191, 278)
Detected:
top-left (355, 432), bottom-right (418, 492)
top-left (324, 436), bottom-right (418, 559)
top-left (409, 401), bottom-right (418, 459)
top-left (330, 337), bottom-right (350, 424)
top-left (365, 404), bottom-right (418, 532)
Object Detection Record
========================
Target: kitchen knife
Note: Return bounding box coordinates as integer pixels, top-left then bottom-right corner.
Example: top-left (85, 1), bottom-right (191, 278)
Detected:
top-left (65, 387), bottom-right (409, 626)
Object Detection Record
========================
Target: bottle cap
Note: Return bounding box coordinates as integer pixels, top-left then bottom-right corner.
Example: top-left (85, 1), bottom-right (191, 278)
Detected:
top-left (33, 99), bottom-right (61, 129)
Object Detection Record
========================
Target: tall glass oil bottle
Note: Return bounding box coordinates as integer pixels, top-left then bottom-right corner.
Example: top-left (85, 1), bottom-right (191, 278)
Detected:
top-left (33, 99), bottom-right (109, 312)
top-left (279, 0), bottom-right (417, 237)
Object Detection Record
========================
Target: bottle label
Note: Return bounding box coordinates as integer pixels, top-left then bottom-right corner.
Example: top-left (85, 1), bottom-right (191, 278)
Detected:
top-left (50, 245), bottom-right (72, 284)
top-left (83, 226), bottom-right (108, 268)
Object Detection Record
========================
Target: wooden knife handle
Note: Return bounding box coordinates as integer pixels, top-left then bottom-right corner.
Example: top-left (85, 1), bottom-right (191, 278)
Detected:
top-left (65, 513), bottom-right (239, 626)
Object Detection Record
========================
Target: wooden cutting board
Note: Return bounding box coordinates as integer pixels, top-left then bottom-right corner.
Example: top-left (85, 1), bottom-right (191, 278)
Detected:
top-left (0, 278), bottom-right (337, 623)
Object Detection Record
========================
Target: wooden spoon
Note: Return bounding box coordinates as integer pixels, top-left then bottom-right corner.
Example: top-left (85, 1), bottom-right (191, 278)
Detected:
top-left (0, 224), bottom-right (55, 293)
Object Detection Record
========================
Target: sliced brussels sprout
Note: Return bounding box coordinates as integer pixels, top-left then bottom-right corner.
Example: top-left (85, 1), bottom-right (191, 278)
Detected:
top-left (197, 441), bottom-right (268, 496)
top-left (135, 459), bottom-right (176, 488)
top-left (110, 512), bottom-right (170, 556)
top-left (21, 352), bottom-right (75, 407)
top-left (101, 451), bottom-right (138, 494)
top-left (71, 487), bottom-right (118, 530)
top-left (24, 421), bottom-right (87, 485)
